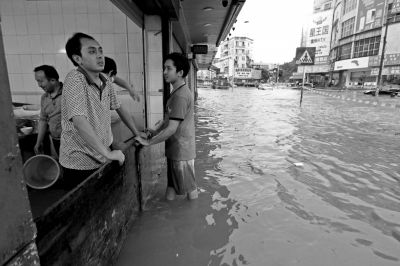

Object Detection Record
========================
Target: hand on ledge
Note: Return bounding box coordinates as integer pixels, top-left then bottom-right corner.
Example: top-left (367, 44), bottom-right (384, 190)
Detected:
top-left (134, 136), bottom-right (149, 146)
top-left (106, 150), bottom-right (125, 165)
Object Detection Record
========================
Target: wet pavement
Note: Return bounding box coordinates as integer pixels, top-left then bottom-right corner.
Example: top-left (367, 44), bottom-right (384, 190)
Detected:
top-left (117, 87), bottom-right (400, 266)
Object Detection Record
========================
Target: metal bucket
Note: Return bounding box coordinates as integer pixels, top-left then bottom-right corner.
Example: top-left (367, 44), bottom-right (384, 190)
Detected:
top-left (23, 155), bottom-right (60, 189)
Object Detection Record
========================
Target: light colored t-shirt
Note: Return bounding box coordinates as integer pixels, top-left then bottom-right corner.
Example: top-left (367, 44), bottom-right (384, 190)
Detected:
top-left (165, 84), bottom-right (195, 161)
top-left (59, 67), bottom-right (120, 170)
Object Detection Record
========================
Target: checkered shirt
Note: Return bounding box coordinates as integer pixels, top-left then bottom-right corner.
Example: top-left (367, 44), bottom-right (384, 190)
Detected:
top-left (59, 67), bottom-right (121, 170)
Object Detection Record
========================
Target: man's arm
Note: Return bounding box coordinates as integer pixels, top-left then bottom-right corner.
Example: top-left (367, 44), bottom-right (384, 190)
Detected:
top-left (135, 119), bottom-right (180, 146)
top-left (113, 76), bottom-right (140, 102)
top-left (72, 116), bottom-right (125, 164)
top-left (115, 107), bottom-right (145, 137)
top-left (34, 120), bottom-right (47, 154)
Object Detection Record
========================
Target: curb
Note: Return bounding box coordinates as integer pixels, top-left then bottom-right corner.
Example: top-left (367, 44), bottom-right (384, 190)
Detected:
top-left (307, 89), bottom-right (400, 109)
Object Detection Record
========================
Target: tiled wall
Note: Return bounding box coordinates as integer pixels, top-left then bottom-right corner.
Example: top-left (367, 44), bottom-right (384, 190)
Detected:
top-left (0, 0), bottom-right (144, 117)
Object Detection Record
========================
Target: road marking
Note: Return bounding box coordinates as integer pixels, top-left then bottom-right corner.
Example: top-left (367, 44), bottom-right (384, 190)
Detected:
top-left (308, 89), bottom-right (400, 109)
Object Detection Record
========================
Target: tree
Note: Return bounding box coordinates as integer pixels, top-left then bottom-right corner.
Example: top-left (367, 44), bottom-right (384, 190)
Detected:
top-left (261, 68), bottom-right (269, 82)
top-left (279, 59), bottom-right (298, 82)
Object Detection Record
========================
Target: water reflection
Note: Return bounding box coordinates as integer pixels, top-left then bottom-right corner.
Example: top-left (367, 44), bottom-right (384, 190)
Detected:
top-left (119, 87), bottom-right (400, 266)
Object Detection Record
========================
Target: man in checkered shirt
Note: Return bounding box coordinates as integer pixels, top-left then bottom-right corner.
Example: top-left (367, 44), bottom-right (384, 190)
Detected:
top-left (60, 32), bottom-right (145, 189)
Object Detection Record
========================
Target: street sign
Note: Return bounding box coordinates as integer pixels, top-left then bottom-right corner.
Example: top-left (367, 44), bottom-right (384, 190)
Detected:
top-left (295, 47), bottom-right (316, 65)
top-left (191, 45), bottom-right (208, 54)
top-left (391, 0), bottom-right (400, 15)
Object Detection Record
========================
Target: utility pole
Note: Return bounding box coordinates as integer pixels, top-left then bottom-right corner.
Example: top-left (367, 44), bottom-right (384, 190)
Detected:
top-left (375, 0), bottom-right (391, 96)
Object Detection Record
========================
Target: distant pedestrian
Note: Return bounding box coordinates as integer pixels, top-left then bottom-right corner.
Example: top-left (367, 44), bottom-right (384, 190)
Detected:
top-left (33, 65), bottom-right (62, 157)
top-left (135, 53), bottom-right (197, 200)
top-left (102, 57), bottom-right (141, 102)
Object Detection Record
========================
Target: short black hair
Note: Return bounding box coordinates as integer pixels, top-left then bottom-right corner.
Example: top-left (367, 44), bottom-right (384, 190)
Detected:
top-left (102, 57), bottom-right (117, 76)
top-left (164, 53), bottom-right (190, 78)
top-left (33, 65), bottom-right (59, 80)
top-left (65, 32), bottom-right (95, 67)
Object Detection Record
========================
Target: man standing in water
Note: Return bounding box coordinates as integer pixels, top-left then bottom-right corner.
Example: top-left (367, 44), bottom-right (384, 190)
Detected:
top-left (135, 53), bottom-right (197, 200)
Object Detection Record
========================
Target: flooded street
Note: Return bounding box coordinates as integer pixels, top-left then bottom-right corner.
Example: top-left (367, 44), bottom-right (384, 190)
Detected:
top-left (118, 87), bottom-right (400, 266)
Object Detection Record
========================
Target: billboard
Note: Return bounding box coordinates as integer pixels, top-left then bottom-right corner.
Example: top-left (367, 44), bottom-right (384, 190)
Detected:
top-left (305, 9), bottom-right (333, 57)
top-left (357, 0), bottom-right (385, 32)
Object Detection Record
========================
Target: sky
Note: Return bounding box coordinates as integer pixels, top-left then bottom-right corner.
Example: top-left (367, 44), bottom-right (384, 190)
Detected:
top-left (227, 0), bottom-right (315, 64)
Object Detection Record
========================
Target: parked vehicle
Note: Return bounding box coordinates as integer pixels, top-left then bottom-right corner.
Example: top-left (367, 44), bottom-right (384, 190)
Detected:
top-left (212, 77), bottom-right (232, 90)
top-left (258, 83), bottom-right (274, 90)
top-left (364, 88), bottom-right (400, 97)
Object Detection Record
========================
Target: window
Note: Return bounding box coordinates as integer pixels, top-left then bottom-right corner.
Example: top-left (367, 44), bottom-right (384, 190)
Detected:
top-left (366, 9), bottom-right (376, 24)
top-left (324, 3), bottom-right (332, 10)
top-left (343, 0), bottom-right (357, 14)
top-left (337, 43), bottom-right (352, 60)
top-left (353, 36), bottom-right (380, 58)
top-left (341, 17), bottom-right (355, 38)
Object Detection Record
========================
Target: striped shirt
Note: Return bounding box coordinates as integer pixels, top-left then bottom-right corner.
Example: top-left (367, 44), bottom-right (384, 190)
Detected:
top-left (59, 67), bottom-right (121, 170)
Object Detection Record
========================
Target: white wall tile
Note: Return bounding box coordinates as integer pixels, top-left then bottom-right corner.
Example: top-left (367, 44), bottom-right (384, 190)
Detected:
top-left (19, 55), bottom-right (33, 74)
top-left (22, 74), bottom-right (35, 92)
top-left (149, 95), bottom-right (163, 114)
top-left (129, 72), bottom-right (143, 92)
top-left (1, 1), bottom-right (14, 15)
top-left (129, 52), bottom-right (146, 73)
top-left (63, 14), bottom-right (76, 33)
top-left (2, 16), bottom-right (16, 35)
top-left (114, 53), bottom-right (128, 74)
top-left (26, 15), bottom-right (40, 34)
top-left (74, 0), bottom-right (88, 14)
top-left (147, 33), bottom-right (162, 52)
top-left (99, 0), bottom-right (114, 13)
top-left (88, 14), bottom-right (101, 33)
top-left (87, 0), bottom-right (100, 14)
top-left (55, 53), bottom-right (69, 73)
top-left (76, 15), bottom-right (89, 31)
top-left (128, 33), bottom-right (143, 53)
top-left (101, 34), bottom-right (115, 54)
top-left (114, 34), bottom-right (127, 53)
top-left (36, 1), bottom-right (50, 15)
top-left (31, 55), bottom-right (44, 68)
top-left (14, 16), bottom-right (28, 35)
top-left (150, 113), bottom-right (164, 128)
top-left (43, 54), bottom-right (56, 67)
top-left (12, 95), bottom-right (27, 104)
top-left (100, 13), bottom-right (114, 34)
top-left (29, 35), bottom-right (42, 54)
top-left (17, 36), bottom-right (31, 54)
top-left (51, 15), bottom-right (65, 34)
top-left (12, 1), bottom-right (26, 16)
top-left (25, 1), bottom-right (38, 15)
top-left (3, 36), bottom-right (18, 54)
top-left (9, 74), bottom-right (23, 92)
top-left (5, 55), bottom-right (21, 74)
top-left (127, 19), bottom-right (141, 34)
top-left (41, 35), bottom-right (55, 53)
top-left (61, 0), bottom-right (75, 14)
top-left (49, 1), bottom-right (62, 14)
top-left (147, 51), bottom-right (163, 72)
top-left (53, 35), bottom-right (66, 53)
top-left (113, 14), bottom-right (126, 34)
top-left (38, 15), bottom-right (52, 34)
top-left (148, 71), bottom-right (163, 92)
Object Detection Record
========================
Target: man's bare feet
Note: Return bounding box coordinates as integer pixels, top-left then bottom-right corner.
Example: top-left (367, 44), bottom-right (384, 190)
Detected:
top-left (165, 187), bottom-right (176, 201)
top-left (187, 189), bottom-right (198, 200)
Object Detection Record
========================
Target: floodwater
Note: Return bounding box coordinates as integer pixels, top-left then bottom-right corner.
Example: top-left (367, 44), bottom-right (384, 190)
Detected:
top-left (118, 87), bottom-right (400, 266)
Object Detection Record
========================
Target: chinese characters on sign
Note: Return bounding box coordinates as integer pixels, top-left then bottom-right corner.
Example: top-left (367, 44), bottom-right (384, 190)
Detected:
top-left (390, 0), bottom-right (400, 14)
top-left (306, 9), bottom-right (333, 57)
top-left (368, 53), bottom-right (400, 67)
top-left (371, 66), bottom-right (400, 75)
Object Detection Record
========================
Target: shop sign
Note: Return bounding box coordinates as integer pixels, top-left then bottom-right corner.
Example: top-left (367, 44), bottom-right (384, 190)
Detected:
top-left (371, 66), bottom-right (400, 75)
top-left (369, 53), bottom-right (400, 67)
top-left (357, 0), bottom-right (385, 32)
top-left (334, 57), bottom-right (369, 70)
top-left (391, 0), bottom-right (400, 15)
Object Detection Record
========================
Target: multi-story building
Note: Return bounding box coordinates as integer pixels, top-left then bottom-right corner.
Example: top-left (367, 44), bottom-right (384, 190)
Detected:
top-left (329, 0), bottom-right (400, 88)
top-left (296, 0), bottom-right (334, 86)
top-left (213, 36), bottom-right (260, 85)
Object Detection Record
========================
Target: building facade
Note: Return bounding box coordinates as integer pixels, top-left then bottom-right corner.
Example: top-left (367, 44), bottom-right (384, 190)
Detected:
top-left (329, 0), bottom-right (400, 88)
top-left (297, 0), bottom-right (334, 86)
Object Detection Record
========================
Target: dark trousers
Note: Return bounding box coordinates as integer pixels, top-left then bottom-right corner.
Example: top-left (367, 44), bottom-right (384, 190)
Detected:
top-left (51, 137), bottom-right (60, 156)
top-left (61, 167), bottom-right (97, 190)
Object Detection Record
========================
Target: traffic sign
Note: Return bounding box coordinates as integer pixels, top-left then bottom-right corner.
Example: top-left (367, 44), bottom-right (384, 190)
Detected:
top-left (295, 47), bottom-right (316, 65)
